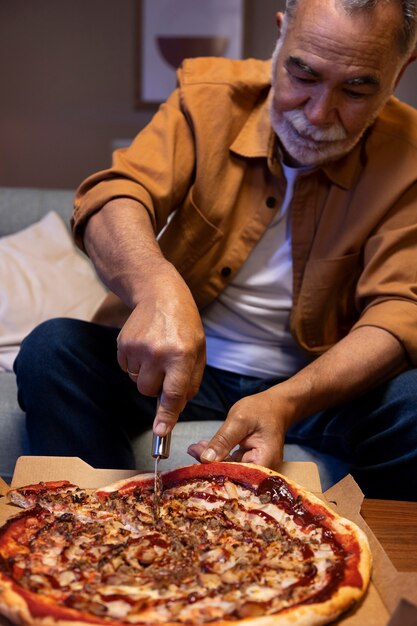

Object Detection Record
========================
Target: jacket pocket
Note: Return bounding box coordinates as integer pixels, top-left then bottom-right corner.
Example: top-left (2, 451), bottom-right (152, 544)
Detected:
top-left (295, 252), bottom-right (362, 353)
top-left (158, 190), bottom-right (223, 274)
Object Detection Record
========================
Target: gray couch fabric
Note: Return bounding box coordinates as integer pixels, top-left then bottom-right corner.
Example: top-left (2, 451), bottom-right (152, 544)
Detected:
top-left (0, 187), bottom-right (75, 482)
top-left (0, 187), bottom-right (348, 488)
top-left (0, 373), bottom-right (30, 481)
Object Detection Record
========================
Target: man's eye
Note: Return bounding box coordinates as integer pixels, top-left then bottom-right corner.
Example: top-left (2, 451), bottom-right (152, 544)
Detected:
top-left (292, 74), bottom-right (317, 84)
top-left (344, 89), bottom-right (370, 99)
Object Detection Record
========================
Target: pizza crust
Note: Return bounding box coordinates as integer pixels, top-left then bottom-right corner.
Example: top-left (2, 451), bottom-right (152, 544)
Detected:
top-left (0, 578), bottom-right (33, 626)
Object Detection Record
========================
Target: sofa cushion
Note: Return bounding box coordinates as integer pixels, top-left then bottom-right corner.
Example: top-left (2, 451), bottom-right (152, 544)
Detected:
top-left (0, 211), bottom-right (107, 371)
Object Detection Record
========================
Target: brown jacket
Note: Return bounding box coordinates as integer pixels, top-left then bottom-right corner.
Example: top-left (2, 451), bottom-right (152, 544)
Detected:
top-left (73, 57), bottom-right (417, 363)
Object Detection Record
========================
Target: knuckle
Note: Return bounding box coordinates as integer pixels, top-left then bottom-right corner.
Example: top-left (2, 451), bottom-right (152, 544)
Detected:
top-left (163, 389), bottom-right (187, 411)
top-left (211, 430), bottom-right (233, 451)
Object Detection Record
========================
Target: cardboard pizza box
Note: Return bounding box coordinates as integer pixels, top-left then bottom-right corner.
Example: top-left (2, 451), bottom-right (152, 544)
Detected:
top-left (0, 456), bottom-right (416, 626)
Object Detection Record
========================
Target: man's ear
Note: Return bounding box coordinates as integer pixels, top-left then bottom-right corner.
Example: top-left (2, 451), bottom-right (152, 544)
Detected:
top-left (395, 47), bottom-right (417, 88)
top-left (275, 11), bottom-right (285, 33)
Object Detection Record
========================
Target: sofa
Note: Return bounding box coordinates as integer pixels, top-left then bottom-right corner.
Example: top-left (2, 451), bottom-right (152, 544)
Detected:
top-left (0, 187), bottom-right (348, 487)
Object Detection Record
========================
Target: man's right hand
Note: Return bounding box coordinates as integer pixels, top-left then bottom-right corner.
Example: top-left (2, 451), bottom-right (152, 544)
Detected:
top-left (116, 264), bottom-right (206, 435)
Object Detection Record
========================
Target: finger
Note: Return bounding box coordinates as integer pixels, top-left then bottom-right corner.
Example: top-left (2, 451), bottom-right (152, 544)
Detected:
top-left (136, 366), bottom-right (164, 397)
top-left (228, 447), bottom-right (245, 462)
top-left (199, 417), bottom-right (249, 463)
top-left (152, 389), bottom-right (186, 436)
top-left (115, 321), bottom-right (145, 376)
top-left (116, 339), bottom-right (128, 373)
top-left (240, 442), bottom-right (284, 470)
top-left (189, 441), bottom-right (277, 467)
top-left (153, 363), bottom-right (201, 435)
top-left (117, 337), bottom-right (142, 379)
top-left (187, 440), bottom-right (210, 462)
top-left (188, 441), bottom-right (244, 464)
top-left (186, 354), bottom-right (206, 401)
top-left (127, 368), bottom-right (140, 382)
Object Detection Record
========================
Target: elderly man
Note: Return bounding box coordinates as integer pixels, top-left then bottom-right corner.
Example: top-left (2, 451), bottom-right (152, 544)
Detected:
top-left (15, 0), bottom-right (417, 499)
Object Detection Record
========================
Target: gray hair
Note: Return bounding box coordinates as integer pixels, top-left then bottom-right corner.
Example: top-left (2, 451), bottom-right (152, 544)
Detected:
top-left (285, 0), bottom-right (417, 55)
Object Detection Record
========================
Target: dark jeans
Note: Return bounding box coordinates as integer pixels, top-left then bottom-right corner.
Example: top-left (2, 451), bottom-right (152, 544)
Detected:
top-left (14, 318), bottom-right (417, 500)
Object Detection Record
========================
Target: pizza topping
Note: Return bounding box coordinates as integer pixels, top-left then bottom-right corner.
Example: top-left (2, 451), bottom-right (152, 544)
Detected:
top-left (0, 464), bottom-right (371, 626)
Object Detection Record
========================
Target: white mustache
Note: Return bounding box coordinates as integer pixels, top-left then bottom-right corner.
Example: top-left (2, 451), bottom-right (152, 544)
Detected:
top-left (283, 109), bottom-right (347, 142)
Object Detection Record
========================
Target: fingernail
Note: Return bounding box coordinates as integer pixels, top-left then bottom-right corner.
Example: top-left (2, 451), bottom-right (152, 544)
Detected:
top-left (201, 448), bottom-right (216, 462)
top-left (155, 422), bottom-right (168, 436)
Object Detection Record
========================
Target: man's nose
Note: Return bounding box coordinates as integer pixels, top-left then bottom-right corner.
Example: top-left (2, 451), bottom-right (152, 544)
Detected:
top-left (304, 90), bottom-right (338, 127)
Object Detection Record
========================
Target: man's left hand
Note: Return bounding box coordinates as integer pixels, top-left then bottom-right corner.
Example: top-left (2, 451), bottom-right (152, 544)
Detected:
top-left (187, 389), bottom-right (288, 470)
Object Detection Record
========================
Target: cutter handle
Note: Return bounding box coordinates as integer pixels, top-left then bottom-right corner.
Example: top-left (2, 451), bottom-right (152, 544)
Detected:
top-left (152, 432), bottom-right (171, 459)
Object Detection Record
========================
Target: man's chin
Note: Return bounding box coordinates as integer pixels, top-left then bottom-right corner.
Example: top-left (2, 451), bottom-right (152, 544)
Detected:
top-left (272, 115), bottom-right (354, 166)
top-left (281, 139), bottom-right (352, 167)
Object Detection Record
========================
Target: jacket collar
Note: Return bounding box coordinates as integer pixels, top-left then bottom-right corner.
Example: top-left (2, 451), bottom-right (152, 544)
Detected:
top-left (229, 92), bottom-right (272, 159)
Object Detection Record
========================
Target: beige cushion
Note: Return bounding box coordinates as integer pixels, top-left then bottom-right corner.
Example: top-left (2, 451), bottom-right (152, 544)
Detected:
top-left (0, 211), bottom-right (107, 371)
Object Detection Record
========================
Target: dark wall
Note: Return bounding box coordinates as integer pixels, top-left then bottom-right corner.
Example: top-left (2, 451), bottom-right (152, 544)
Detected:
top-left (0, 0), bottom-right (415, 189)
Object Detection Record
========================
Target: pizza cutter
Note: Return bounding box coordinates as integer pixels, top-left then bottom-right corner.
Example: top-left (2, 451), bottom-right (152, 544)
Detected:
top-left (151, 432), bottom-right (170, 521)
top-left (151, 400), bottom-right (171, 520)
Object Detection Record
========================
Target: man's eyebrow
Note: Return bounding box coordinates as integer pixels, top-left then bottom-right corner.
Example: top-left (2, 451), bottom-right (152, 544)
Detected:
top-left (344, 75), bottom-right (380, 87)
top-left (286, 56), bottom-right (320, 77)
top-left (286, 55), bottom-right (380, 87)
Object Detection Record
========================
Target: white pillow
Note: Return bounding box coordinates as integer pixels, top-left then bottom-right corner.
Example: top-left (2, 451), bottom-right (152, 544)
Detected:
top-left (0, 211), bottom-right (107, 371)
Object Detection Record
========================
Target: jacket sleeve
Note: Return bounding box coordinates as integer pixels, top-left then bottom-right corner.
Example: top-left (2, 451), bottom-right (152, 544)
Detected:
top-left (352, 180), bottom-right (417, 365)
top-left (72, 86), bottom-right (196, 251)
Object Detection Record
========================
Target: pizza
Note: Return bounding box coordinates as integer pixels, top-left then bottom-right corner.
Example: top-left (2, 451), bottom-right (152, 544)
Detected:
top-left (0, 462), bottom-right (371, 626)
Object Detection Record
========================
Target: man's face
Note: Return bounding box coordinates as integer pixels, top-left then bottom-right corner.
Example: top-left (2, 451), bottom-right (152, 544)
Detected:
top-left (270, 0), bottom-right (407, 166)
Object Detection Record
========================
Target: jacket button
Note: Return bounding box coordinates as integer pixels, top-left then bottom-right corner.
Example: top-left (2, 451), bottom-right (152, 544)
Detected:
top-left (221, 266), bottom-right (232, 277)
top-left (265, 196), bottom-right (277, 208)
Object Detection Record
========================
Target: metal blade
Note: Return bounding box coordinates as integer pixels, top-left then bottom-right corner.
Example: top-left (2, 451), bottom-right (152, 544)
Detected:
top-left (153, 455), bottom-right (161, 522)
top-left (151, 399), bottom-right (171, 523)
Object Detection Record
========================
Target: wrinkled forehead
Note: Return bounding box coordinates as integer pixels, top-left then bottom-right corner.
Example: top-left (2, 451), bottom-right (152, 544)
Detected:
top-left (282, 0), bottom-right (404, 65)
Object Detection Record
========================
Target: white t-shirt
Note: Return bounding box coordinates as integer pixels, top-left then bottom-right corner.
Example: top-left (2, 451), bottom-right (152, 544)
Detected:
top-left (202, 163), bottom-right (310, 378)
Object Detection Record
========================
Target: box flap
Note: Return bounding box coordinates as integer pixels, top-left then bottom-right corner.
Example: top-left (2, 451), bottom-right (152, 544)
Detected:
top-left (10, 456), bottom-right (323, 493)
top-left (325, 475), bottom-right (417, 615)
top-left (277, 460), bottom-right (322, 492)
top-left (10, 456), bottom-right (139, 489)
top-left (0, 477), bottom-right (9, 497)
